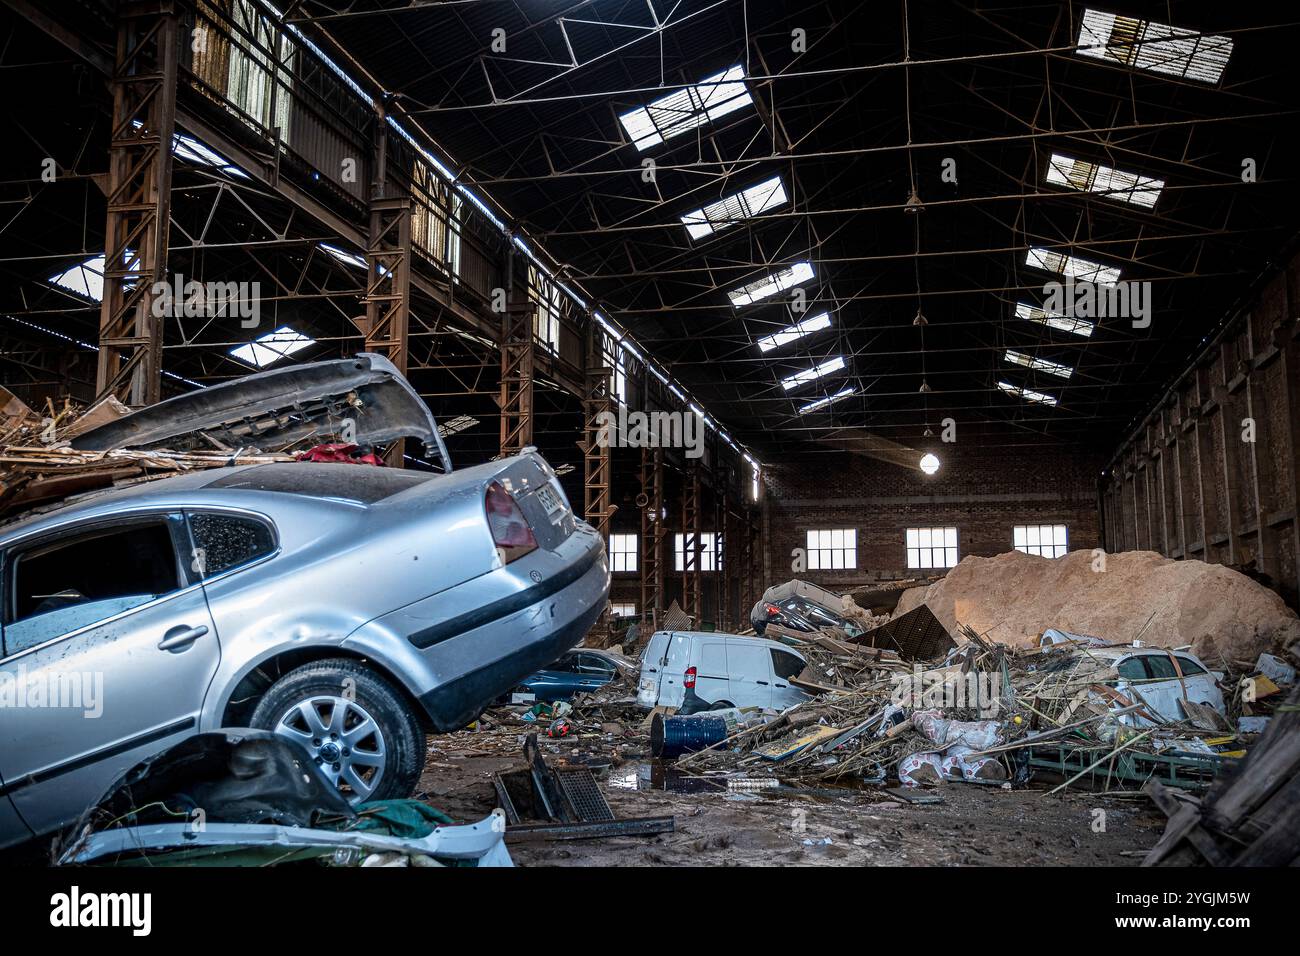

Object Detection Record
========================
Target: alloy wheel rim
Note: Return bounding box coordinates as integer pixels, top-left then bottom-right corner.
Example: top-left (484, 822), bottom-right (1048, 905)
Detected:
top-left (273, 695), bottom-right (387, 802)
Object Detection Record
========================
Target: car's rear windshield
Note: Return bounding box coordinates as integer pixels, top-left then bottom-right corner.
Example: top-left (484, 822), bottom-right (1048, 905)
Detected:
top-left (205, 464), bottom-right (435, 504)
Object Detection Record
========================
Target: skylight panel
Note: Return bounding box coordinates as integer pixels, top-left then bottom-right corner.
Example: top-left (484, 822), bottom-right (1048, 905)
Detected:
top-left (781, 356), bottom-right (846, 391)
top-left (1016, 302), bottom-right (1095, 337)
top-left (438, 415), bottom-right (479, 437)
top-left (48, 255), bottom-right (106, 301)
top-left (1076, 9), bottom-right (1232, 84)
top-left (318, 243), bottom-right (367, 269)
top-left (1005, 350), bottom-right (1074, 379)
top-left (619, 65), bottom-right (754, 151)
top-left (997, 380), bottom-right (1058, 407)
top-left (798, 386), bottom-right (855, 414)
top-left (1046, 154), bottom-right (1163, 208)
top-left (1026, 247), bottom-right (1121, 285)
top-left (729, 261), bottom-right (814, 307)
top-left (230, 325), bottom-right (315, 368)
top-left (682, 176), bottom-right (787, 239)
top-left (757, 311), bottom-right (832, 352)
top-left (173, 132), bottom-right (249, 179)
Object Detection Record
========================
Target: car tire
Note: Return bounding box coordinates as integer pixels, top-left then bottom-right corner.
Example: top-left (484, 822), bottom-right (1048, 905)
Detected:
top-left (709, 700), bottom-right (736, 711)
top-left (250, 658), bottom-right (426, 804)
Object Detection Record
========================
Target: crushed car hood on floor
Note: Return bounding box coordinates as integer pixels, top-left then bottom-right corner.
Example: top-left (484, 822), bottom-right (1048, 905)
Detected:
top-left (69, 353), bottom-right (452, 472)
top-left (62, 731), bottom-right (358, 839)
top-left (56, 730), bottom-right (512, 868)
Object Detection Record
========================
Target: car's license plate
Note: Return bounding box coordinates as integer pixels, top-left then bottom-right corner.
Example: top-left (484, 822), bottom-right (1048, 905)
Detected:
top-left (535, 484), bottom-right (564, 519)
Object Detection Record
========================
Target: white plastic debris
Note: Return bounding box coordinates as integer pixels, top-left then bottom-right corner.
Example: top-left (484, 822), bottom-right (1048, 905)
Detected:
top-left (1238, 716), bottom-right (1272, 734)
top-left (1255, 653), bottom-right (1296, 686)
top-left (912, 709), bottom-right (1002, 751)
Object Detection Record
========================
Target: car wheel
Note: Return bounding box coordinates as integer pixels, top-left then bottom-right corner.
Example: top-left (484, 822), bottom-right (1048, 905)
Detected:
top-left (250, 658), bottom-right (426, 804)
top-left (709, 700), bottom-right (736, 711)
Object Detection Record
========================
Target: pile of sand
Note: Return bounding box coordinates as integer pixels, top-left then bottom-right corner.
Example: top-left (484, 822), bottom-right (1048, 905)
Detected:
top-left (893, 549), bottom-right (1300, 666)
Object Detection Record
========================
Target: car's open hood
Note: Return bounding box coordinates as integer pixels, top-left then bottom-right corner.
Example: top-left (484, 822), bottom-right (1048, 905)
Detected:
top-left (70, 353), bottom-right (452, 472)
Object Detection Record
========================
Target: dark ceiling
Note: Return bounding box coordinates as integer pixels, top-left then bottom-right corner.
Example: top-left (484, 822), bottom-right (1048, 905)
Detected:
top-left (302, 0), bottom-right (1300, 458)
top-left (2, 0), bottom-right (1299, 466)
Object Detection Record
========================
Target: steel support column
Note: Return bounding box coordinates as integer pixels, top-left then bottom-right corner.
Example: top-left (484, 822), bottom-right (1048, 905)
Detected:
top-left (640, 447), bottom-right (664, 630)
top-left (363, 114), bottom-right (413, 464)
top-left (680, 461), bottom-right (701, 622)
top-left (715, 476), bottom-right (728, 630)
top-left (581, 323), bottom-right (614, 537)
top-left (97, 0), bottom-right (178, 406)
top-left (499, 250), bottom-right (534, 456)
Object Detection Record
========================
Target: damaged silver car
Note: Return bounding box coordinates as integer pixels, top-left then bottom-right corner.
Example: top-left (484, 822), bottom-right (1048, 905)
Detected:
top-left (0, 354), bottom-right (609, 849)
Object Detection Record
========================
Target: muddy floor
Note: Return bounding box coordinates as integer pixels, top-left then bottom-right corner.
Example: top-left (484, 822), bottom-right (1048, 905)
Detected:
top-left (414, 729), bottom-right (1167, 867)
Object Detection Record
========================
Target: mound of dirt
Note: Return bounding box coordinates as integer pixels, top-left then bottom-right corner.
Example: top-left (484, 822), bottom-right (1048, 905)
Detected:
top-left (893, 549), bottom-right (1300, 665)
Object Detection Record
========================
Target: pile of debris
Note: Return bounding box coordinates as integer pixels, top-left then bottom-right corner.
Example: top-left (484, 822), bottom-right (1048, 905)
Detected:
top-left (1143, 679), bottom-right (1300, 866)
top-left (634, 578), bottom-right (1300, 800)
top-left (0, 389), bottom-right (293, 520)
top-left (0, 353), bottom-right (453, 525)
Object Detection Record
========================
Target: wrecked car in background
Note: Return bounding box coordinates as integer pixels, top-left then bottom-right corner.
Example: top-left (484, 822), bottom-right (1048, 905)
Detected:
top-left (750, 579), bottom-right (871, 638)
top-left (503, 648), bottom-right (628, 704)
top-left (0, 353), bottom-right (609, 851)
top-left (1041, 644), bottom-right (1227, 725)
top-left (637, 631), bottom-right (811, 713)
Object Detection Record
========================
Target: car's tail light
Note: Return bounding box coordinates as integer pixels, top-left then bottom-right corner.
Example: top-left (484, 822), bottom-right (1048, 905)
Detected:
top-left (683, 666), bottom-right (697, 690)
top-left (485, 481), bottom-right (537, 563)
top-left (764, 603), bottom-right (780, 617)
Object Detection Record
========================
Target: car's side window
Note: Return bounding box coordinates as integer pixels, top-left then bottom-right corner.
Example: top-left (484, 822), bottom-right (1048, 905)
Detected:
top-left (1144, 655), bottom-right (1179, 680)
top-left (1116, 657), bottom-right (1150, 681)
top-left (188, 512), bottom-right (276, 578)
top-left (771, 650), bottom-right (805, 681)
top-left (4, 518), bottom-right (185, 656)
top-left (580, 655), bottom-right (615, 676)
top-left (1175, 656), bottom-right (1207, 676)
top-left (806, 606), bottom-right (838, 626)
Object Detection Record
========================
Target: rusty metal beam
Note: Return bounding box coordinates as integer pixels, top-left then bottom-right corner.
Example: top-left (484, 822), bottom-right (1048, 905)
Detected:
top-left (581, 322), bottom-right (614, 537)
top-left (498, 248), bottom-right (534, 456)
top-left (640, 446), bottom-right (664, 630)
top-left (97, 1), bottom-right (178, 406)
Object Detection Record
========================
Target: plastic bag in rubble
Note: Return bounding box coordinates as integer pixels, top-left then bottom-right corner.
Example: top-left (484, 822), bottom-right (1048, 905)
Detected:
top-left (912, 709), bottom-right (1001, 751)
top-left (875, 703), bottom-right (908, 737)
top-left (898, 752), bottom-right (946, 788)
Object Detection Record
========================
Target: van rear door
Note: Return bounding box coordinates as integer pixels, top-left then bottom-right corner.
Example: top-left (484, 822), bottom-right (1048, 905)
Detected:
top-left (637, 633), bottom-right (669, 708)
top-left (641, 632), bottom-right (692, 708)
top-left (725, 639), bottom-right (774, 709)
top-left (691, 639), bottom-right (730, 706)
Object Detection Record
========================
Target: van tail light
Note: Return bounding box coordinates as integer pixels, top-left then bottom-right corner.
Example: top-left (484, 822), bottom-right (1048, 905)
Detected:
top-left (683, 666), bottom-right (697, 690)
top-left (764, 603), bottom-right (780, 617)
top-left (485, 481), bottom-right (538, 563)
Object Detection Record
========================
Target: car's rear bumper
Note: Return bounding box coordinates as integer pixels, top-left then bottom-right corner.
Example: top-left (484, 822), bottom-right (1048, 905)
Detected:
top-left (417, 607), bottom-right (600, 729)
top-left (343, 522), bottom-right (609, 732)
top-left (411, 531), bottom-right (609, 730)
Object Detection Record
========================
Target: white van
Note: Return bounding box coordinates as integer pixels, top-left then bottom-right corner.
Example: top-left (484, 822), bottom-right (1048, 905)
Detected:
top-left (636, 631), bottom-right (811, 713)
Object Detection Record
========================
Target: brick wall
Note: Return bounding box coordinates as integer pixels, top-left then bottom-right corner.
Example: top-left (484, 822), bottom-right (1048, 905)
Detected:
top-left (761, 444), bottom-right (1103, 590)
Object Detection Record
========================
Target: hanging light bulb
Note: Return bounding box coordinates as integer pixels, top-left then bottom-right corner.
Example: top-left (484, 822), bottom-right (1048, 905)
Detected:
top-left (904, 186), bottom-right (925, 213)
top-left (919, 452), bottom-right (940, 475)
top-left (923, 426), bottom-right (934, 438)
top-left (912, 308), bottom-right (927, 326)
top-left (919, 379), bottom-right (931, 393)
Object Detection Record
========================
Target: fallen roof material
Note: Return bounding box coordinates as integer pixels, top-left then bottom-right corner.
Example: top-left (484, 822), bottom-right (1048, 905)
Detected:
top-left (849, 604), bottom-right (957, 662)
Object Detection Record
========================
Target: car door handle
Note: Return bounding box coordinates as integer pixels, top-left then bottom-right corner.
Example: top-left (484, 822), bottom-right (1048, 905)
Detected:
top-left (775, 684), bottom-right (787, 689)
top-left (756, 680), bottom-right (769, 686)
top-left (158, 624), bottom-right (209, 651)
